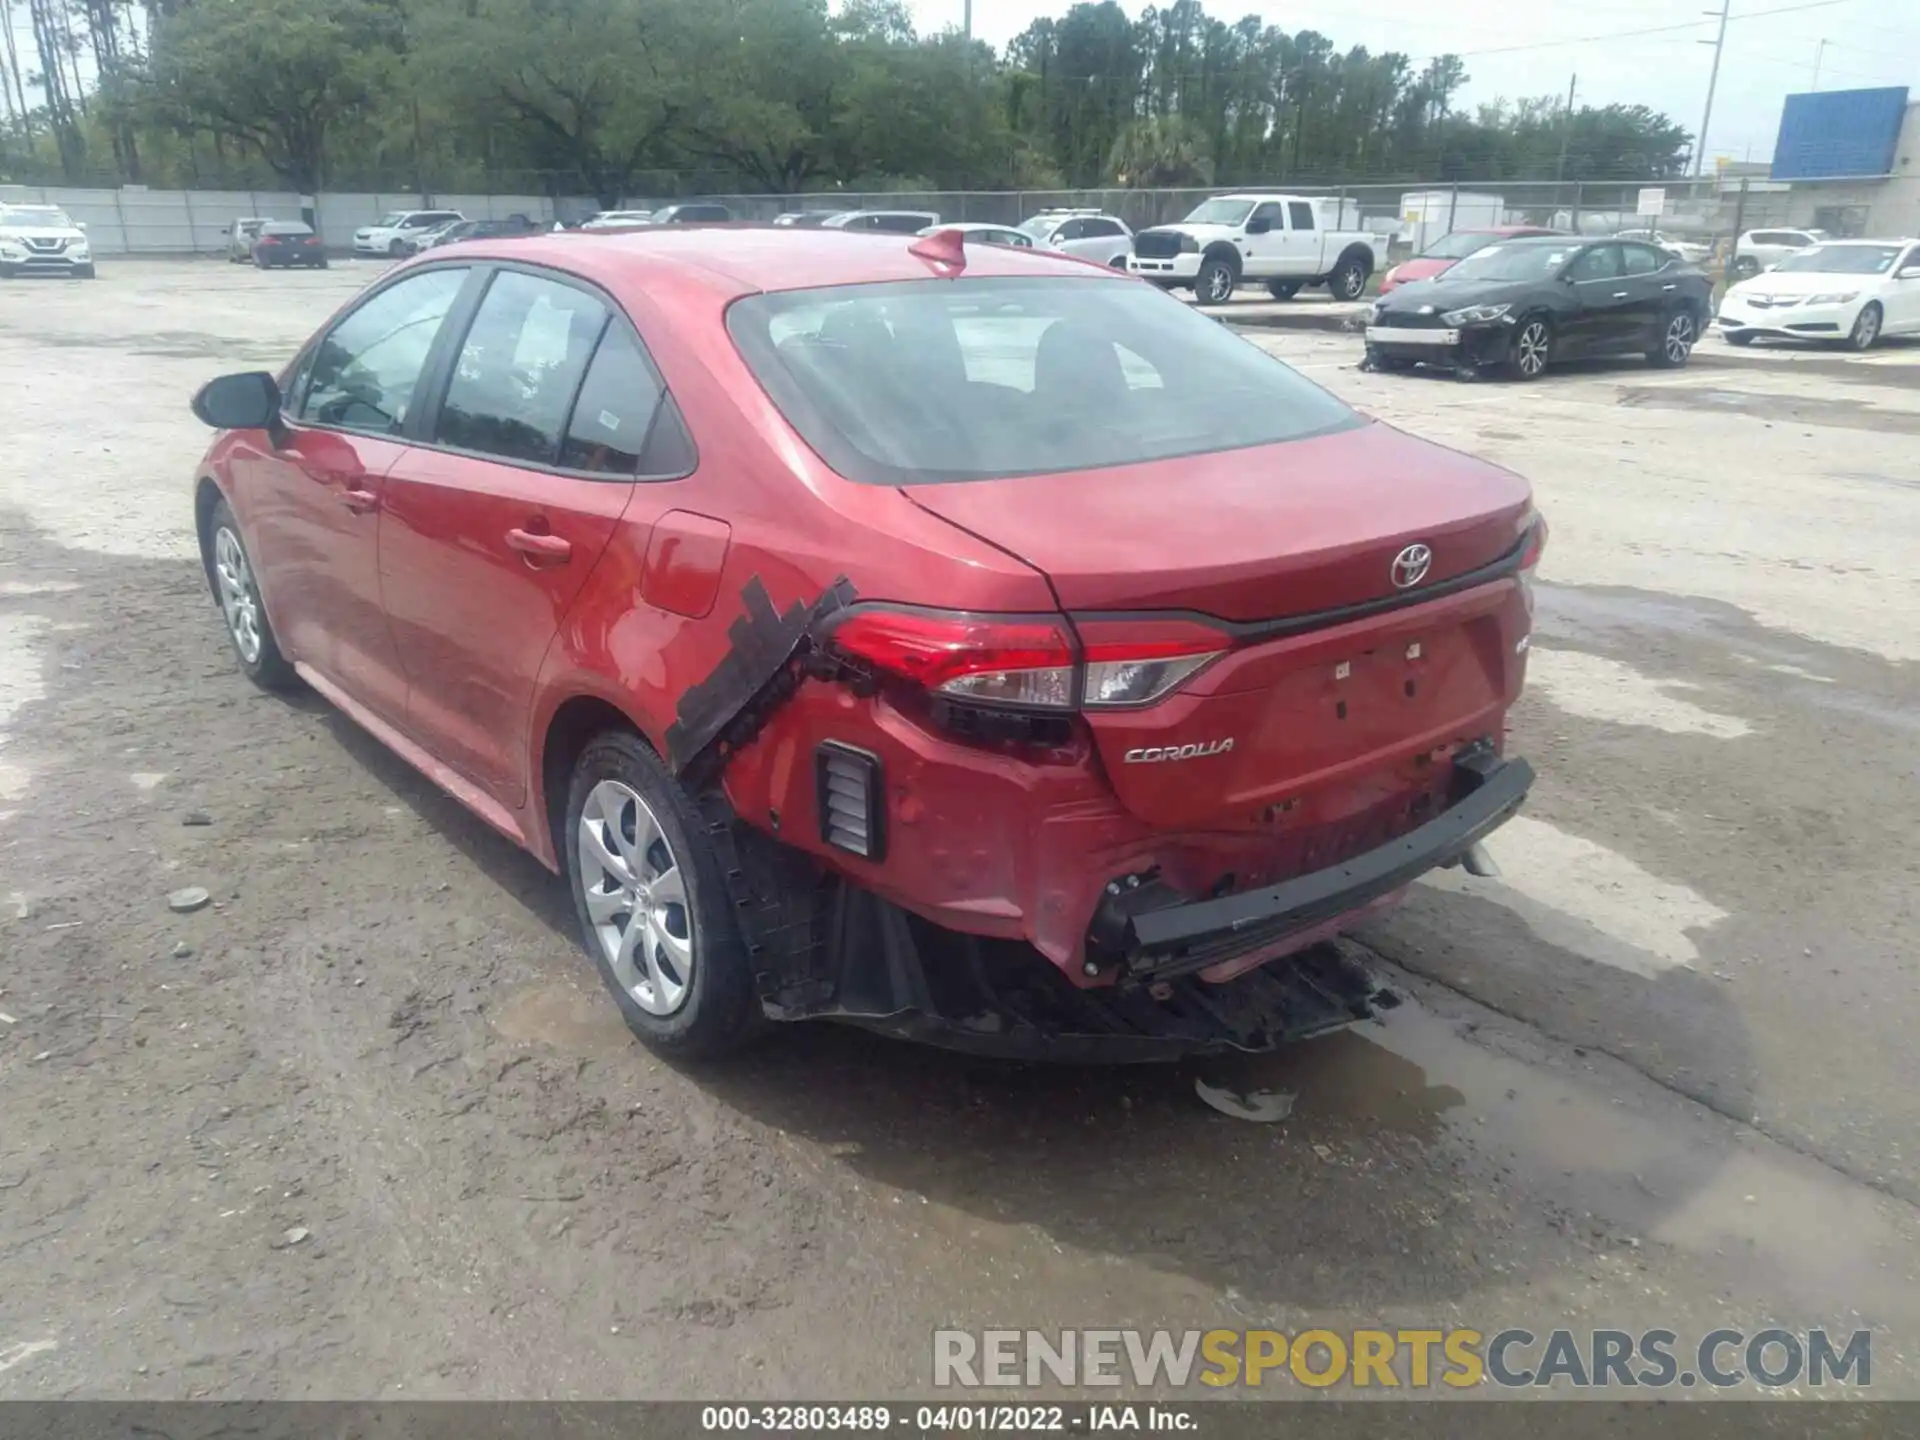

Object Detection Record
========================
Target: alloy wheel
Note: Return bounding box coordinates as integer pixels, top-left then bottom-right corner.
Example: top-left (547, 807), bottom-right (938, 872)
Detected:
top-left (1338, 264), bottom-right (1365, 299)
top-left (1852, 306), bottom-right (1880, 350)
top-left (1202, 265), bottom-right (1233, 304)
top-left (213, 526), bottom-right (263, 665)
top-left (1516, 322), bottom-right (1549, 377)
top-left (1664, 313), bottom-right (1696, 363)
top-left (577, 779), bottom-right (694, 1017)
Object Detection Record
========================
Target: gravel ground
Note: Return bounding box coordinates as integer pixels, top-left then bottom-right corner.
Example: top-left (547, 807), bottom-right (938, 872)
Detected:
top-left (2, 260), bottom-right (1917, 1402)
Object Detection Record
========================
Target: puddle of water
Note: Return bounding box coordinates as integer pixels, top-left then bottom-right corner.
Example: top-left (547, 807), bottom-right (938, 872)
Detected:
top-left (492, 980), bottom-right (638, 1059)
top-left (1251, 1005), bottom-right (1914, 1325)
top-left (1527, 647), bottom-right (1752, 738)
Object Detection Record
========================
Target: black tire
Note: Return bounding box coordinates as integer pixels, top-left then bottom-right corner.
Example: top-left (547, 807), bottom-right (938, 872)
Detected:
top-left (1647, 308), bottom-right (1698, 369)
top-left (1504, 315), bottom-right (1552, 381)
top-left (564, 731), bottom-right (763, 1060)
top-left (388, 238), bottom-right (406, 257)
top-left (1265, 279), bottom-right (1302, 301)
top-left (75, 265), bottom-right (95, 279)
top-left (1364, 346), bottom-right (1413, 373)
top-left (1845, 303), bottom-right (1882, 352)
top-left (1723, 329), bottom-right (1755, 347)
top-left (1195, 254), bottom-right (1238, 305)
top-left (1329, 255), bottom-right (1369, 301)
top-left (204, 497), bottom-right (296, 690)
top-left (254, 254), bottom-right (269, 269)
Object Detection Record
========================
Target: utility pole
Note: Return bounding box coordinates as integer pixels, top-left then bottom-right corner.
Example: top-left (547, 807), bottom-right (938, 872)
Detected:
top-left (1694, 0), bottom-right (1731, 177)
top-left (1554, 73), bottom-right (1578, 182)
top-left (1812, 38), bottom-right (1829, 90)
top-left (963, 0), bottom-right (971, 42)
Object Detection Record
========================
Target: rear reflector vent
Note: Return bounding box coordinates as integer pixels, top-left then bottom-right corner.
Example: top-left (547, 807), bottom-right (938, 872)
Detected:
top-left (816, 742), bottom-right (885, 861)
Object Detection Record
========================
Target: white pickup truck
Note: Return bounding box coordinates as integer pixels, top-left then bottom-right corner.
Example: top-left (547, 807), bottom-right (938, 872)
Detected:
top-left (1127, 193), bottom-right (1378, 304)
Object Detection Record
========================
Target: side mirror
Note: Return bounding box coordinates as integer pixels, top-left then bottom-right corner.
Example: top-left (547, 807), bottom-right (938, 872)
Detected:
top-left (75, 220), bottom-right (87, 232)
top-left (1898, 266), bottom-right (1920, 281)
top-left (192, 371), bottom-right (283, 433)
top-left (1245, 217), bottom-right (1271, 235)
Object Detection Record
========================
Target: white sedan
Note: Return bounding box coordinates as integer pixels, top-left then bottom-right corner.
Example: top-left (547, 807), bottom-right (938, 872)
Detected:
top-left (1717, 238), bottom-right (1920, 351)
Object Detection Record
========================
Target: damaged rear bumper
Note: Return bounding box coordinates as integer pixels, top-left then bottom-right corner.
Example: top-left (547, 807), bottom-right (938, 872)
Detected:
top-left (1102, 750), bottom-right (1532, 981)
top-left (777, 886), bottom-right (1384, 1062)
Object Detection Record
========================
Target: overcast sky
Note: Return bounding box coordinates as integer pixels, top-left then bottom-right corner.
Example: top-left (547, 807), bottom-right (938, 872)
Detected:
top-left (911, 0), bottom-right (1920, 165)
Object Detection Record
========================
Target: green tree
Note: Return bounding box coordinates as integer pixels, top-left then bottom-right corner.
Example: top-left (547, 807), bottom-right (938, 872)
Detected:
top-left (1108, 113), bottom-right (1211, 186)
top-left (142, 0), bottom-right (403, 193)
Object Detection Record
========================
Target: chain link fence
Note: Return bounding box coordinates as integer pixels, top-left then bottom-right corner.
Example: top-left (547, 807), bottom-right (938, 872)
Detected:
top-left (4, 174), bottom-right (1798, 260)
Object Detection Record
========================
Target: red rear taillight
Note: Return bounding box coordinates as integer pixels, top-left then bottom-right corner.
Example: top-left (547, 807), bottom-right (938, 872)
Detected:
top-left (827, 608), bottom-right (1227, 713)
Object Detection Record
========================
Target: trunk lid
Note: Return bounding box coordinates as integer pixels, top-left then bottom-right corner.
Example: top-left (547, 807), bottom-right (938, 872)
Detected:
top-left (902, 418), bottom-right (1531, 621)
top-left (905, 420), bottom-right (1534, 833)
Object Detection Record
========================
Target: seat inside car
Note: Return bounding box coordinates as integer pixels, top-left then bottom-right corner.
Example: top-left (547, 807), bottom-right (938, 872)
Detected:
top-left (1034, 321), bottom-right (1128, 413)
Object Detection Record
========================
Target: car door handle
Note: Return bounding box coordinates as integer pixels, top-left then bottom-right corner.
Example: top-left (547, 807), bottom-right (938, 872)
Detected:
top-left (340, 487), bottom-right (380, 514)
top-left (1662, 283), bottom-right (1677, 291)
top-left (505, 527), bottom-right (571, 562)
top-left (1612, 291), bottom-right (1629, 299)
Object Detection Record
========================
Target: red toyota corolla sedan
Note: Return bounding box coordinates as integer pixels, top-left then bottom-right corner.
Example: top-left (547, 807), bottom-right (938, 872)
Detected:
top-left (188, 227), bottom-right (1542, 1060)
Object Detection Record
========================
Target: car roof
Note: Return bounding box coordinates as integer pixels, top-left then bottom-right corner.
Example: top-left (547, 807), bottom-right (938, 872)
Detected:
top-left (1808, 236), bottom-right (1918, 245)
top-left (446, 227), bottom-right (1126, 300)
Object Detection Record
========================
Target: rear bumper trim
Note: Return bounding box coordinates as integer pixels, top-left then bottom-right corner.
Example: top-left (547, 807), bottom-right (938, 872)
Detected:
top-left (1121, 752), bottom-right (1532, 976)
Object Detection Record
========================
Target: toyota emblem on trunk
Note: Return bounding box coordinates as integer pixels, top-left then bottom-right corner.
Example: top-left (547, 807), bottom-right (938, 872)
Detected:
top-left (1391, 543), bottom-right (1433, 589)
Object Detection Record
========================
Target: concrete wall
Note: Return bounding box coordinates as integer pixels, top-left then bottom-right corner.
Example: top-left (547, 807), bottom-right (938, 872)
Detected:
top-left (0, 185), bottom-right (589, 254)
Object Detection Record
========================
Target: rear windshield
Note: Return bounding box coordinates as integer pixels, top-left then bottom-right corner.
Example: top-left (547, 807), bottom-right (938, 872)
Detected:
top-left (727, 277), bottom-right (1359, 485)
top-left (1421, 230), bottom-right (1501, 260)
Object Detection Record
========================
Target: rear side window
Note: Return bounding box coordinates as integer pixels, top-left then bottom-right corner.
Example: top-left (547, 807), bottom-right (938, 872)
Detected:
top-left (1621, 244), bottom-right (1664, 275)
top-left (728, 277), bottom-right (1358, 485)
top-left (1288, 201), bottom-right (1314, 230)
top-left (560, 325), bottom-right (664, 474)
top-left (300, 267), bottom-right (468, 434)
top-left (435, 270), bottom-right (608, 466)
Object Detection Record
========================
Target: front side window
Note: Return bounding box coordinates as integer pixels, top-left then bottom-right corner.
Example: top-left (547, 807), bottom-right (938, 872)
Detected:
top-left (1248, 202), bottom-right (1282, 229)
top-left (1567, 245), bottom-right (1623, 282)
top-left (435, 270), bottom-right (608, 466)
top-left (300, 267), bottom-right (469, 434)
top-left (728, 276), bottom-right (1359, 486)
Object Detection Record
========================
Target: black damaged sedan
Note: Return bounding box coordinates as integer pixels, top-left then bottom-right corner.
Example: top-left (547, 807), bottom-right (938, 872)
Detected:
top-left (1364, 235), bottom-right (1713, 380)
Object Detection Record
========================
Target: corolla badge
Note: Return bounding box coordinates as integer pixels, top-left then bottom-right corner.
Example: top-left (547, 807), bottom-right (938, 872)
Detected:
top-left (1391, 543), bottom-right (1433, 589)
top-left (1123, 739), bottom-right (1234, 764)
top-left (1418, 304), bottom-right (1436, 315)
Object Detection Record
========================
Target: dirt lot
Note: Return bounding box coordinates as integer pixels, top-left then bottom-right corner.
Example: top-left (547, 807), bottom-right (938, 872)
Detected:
top-left (3, 260), bottom-right (1919, 1401)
